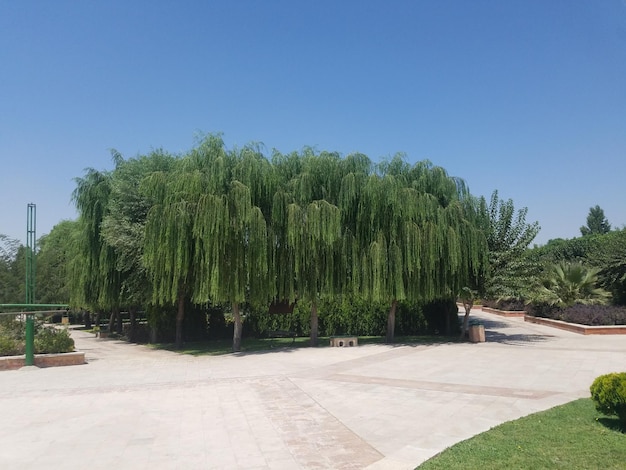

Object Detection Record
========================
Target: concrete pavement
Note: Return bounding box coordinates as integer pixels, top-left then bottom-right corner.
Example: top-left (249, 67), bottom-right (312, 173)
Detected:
top-left (1, 310), bottom-right (625, 469)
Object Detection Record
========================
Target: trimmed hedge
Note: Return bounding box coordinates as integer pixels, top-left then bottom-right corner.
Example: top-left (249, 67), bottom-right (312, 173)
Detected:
top-left (531, 304), bottom-right (626, 326)
top-left (246, 297), bottom-right (458, 338)
top-left (142, 297), bottom-right (460, 342)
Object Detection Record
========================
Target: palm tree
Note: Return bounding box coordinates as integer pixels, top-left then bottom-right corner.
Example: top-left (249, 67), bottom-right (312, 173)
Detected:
top-left (536, 262), bottom-right (610, 307)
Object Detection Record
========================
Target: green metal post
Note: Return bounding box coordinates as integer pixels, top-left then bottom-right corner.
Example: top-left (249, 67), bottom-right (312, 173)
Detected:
top-left (25, 203), bottom-right (36, 366)
top-left (25, 314), bottom-right (35, 366)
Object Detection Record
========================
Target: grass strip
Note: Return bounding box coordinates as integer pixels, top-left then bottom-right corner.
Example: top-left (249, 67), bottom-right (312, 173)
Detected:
top-left (417, 398), bottom-right (625, 470)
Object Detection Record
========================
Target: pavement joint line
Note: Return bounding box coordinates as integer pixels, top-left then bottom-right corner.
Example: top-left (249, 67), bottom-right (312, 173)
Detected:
top-left (324, 373), bottom-right (560, 399)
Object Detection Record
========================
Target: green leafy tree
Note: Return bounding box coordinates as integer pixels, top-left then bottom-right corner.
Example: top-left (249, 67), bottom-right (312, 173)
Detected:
top-left (479, 190), bottom-right (540, 299)
top-left (589, 229), bottom-right (626, 305)
top-left (0, 235), bottom-right (22, 304)
top-left (101, 149), bottom-right (176, 340)
top-left (36, 220), bottom-right (77, 304)
top-left (580, 205), bottom-right (611, 236)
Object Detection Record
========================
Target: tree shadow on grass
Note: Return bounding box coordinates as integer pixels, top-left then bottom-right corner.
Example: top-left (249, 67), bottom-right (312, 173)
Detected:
top-left (597, 417), bottom-right (626, 433)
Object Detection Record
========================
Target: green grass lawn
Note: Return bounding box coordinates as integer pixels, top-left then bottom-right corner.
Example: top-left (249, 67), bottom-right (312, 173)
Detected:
top-left (150, 334), bottom-right (459, 356)
top-left (417, 398), bottom-right (626, 470)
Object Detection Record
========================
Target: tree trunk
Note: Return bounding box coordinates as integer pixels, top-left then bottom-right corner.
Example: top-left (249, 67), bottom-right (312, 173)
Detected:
top-left (232, 302), bottom-right (242, 352)
top-left (116, 308), bottom-right (123, 334)
top-left (150, 325), bottom-right (158, 344)
top-left (95, 312), bottom-right (101, 329)
top-left (108, 310), bottom-right (115, 334)
top-left (460, 300), bottom-right (473, 339)
top-left (310, 301), bottom-right (319, 347)
top-left (128, 306), bottom-right (137, 342)
top-left (83, 311), bottom-right (91, 329)
top-left (386, 299), bottom-right (397, 343)
top-left (175, 294), bottom-right (185, 349)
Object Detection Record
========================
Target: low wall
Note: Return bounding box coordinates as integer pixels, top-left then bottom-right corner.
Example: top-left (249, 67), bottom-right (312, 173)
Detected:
top-left (524, 315), bottom-right (626, 335)
top-left (0, 351), bottom-right (86, 371)
top-left (456, 303), bottom-right (482, 311)
top-left (481, 307), bottom-right (526, 318)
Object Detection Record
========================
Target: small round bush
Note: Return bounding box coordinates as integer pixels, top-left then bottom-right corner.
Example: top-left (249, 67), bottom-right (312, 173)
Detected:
top-left (590, 372), bottom-right (626, 423)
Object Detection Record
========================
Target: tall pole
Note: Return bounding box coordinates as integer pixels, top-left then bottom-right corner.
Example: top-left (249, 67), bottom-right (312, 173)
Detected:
top-left (25, 203), bottom-right (36, 366)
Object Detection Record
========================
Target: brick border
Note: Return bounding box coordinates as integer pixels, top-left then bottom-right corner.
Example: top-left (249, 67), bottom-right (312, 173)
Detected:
top-left (0, 351), bottom-right (86, 371)
top-left (524, 315), bottom-right (626, 335)
top-left (481, 307), bottom-right (526, 317)
top-left (456, 303), bottom-right (482, 311)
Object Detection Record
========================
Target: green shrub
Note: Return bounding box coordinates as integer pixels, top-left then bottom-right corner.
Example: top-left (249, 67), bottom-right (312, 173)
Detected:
top-left (0, 336), bottom-right (21, 356)
top-left (590, 372), bottom-right (626, 423)
top-left (34, 327), bottom-right (75, 354)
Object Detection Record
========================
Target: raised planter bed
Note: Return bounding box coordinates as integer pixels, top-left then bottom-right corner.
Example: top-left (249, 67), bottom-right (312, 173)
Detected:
top-left (457, 303), bottom-right (482, 311)
top-left (524, 315), bottom-right (626, 335)
top-left (482, 307), bottom-right (525, 318)
top-left (0, 351), bottom-right (86, 371)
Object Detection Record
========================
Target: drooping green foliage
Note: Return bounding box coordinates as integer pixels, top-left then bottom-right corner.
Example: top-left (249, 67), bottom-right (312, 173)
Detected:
top-left (70, 167), bottom-right (121, 312)
top-left (68, 136), bottom-right (492, 348)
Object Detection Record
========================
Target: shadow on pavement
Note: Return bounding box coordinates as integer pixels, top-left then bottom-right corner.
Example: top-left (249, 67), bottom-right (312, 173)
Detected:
top-left (485, 330), bottom-right (554, 345)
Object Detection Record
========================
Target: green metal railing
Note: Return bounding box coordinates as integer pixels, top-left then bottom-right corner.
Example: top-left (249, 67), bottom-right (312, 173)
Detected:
top-left (0, 304), bottom-right (69, 366)
top-left (1, 204), bottom-right (70, 366)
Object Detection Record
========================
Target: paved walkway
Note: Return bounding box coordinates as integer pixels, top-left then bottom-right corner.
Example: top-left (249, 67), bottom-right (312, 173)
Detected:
top-left (1, 310), bottom-right (625, 469)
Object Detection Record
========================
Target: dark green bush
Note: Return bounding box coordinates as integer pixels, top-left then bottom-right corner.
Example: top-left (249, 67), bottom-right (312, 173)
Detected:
top-left (526, 301), bottom-right (560, 318)
top-left (423, 299), bottom-right (459, 335)
top-left (590, 372), bottom-right (626, 424)
top-left (559, 304), bottom-right (626, 326)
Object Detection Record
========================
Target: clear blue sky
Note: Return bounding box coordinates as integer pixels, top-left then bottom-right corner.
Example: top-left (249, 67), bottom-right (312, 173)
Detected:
top-left (1, 0), bottom-right (625, 246)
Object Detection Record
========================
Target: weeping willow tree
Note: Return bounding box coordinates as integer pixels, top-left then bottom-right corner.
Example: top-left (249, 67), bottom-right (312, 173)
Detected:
top-left (142, 166), bottom-right (206, 348)
top-left (271, 151), bottom-right (353, 345)
top-left (193, 180), bottom-right (270, 352)
top-left (70, 166), bottom-right (123, 331)
top-left (100, 149), bottom-right (177, 340)
top-left (343, 156), bottom-right (487, 342)
top-left (288, 200), bottom-right (342, 345)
